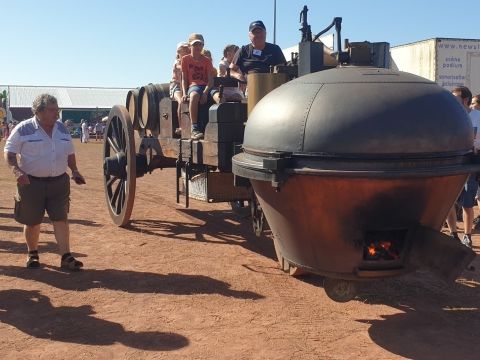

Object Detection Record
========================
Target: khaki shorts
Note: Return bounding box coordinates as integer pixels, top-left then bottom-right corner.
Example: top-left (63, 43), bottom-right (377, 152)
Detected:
top-left (14, 173), bottom-right (70, 225)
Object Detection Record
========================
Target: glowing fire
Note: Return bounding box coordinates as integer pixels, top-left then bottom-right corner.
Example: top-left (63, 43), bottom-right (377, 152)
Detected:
top-left (380, 241), bottom-right (391, 250)
top-left (367, 241), bottom-right (398, 259)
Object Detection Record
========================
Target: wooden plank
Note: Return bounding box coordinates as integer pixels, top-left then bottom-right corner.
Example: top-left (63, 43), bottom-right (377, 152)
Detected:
top-left (159, 137), bottom-right (179, 159)
top-left (181, 139), bottom-right (192, 161)
top-left (204, 122), bottom-right (245, 143)
top-left (198, 141), bottom-right (237, 171)
top-left (179, 103), bottom-right (191, 139)
top-left (179, 171), bottom-right (252, 202)
top-left (159, 98), bottom-right (179, 138)
top-left (180, 102), bottom-right (212, 139)
top-left (208, 103), bottom-right (247, 124)
top-left (206, 172), bottom-right (252, 202)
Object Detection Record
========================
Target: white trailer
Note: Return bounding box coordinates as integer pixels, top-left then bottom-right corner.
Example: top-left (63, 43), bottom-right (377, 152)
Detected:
top-left (390, 38), bottom-right (480, 94)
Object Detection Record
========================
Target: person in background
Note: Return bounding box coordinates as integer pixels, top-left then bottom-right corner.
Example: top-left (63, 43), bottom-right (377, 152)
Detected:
top-left (3, 94), bottom-right (86, 270)
top-left (471, 94), bottom-right (480, 111)
top-left (446, 86), bottom-right (480, 248)
top-left (1, 119), bottom-right (8, 140)
top-left (471, 94), bottom-right (480, 228)
top-left (94, 120), bottom-right (103, 141)
top-left (81, 119), bottom-right (89, 143)
top-left (202, 50), bottom-right (218, 77)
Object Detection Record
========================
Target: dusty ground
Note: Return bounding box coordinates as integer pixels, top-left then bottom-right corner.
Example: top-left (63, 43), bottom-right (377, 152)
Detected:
top-left (1, 138), bottom-right (479, 360)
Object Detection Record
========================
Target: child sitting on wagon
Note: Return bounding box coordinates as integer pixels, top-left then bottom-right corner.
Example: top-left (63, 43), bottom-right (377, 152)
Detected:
top-left (181, 33), bottom-right (216, 140)
top-left (202, 49), bottom-right (218, 77)
top-left (218, 44), bottom-right (245, 102)
top-left (218, 44), bottom-right (239, 77)
top-left (170, 41), bottom-right (190, 124)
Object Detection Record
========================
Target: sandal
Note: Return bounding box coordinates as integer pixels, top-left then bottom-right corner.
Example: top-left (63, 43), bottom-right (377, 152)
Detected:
top-left (60, 253), bottom-right (83, 271)
top-left (26, 250), bottom-right (40, 268)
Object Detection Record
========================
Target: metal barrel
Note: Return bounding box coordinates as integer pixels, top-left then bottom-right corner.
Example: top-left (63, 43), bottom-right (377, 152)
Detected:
top-left (125, 88), bottom-right (140, 130)
top-left (138, 83), bottom-right (170, 130)
top-left (247, 73), bottom-right (288, 115)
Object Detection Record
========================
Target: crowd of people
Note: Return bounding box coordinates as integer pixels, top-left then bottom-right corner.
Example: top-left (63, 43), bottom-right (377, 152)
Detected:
top-left (1, 119), bottom-right (17, 141)
top-left (170, 20), bottom-right (286, 140)
top-left (79, 119), bottom-right (105, 143)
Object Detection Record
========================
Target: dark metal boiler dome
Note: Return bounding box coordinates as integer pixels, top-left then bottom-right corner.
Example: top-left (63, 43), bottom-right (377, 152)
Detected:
top-left (242, 67), bottom-right (472, 159)
top-left (233, 66), bottom-right (477, 285)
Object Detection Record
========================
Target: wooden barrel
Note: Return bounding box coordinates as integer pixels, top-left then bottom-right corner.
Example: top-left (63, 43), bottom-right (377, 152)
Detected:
top-left (138, 83), bottom-right (170, 130)
top-left (125, 88), bottom-right (140, 130)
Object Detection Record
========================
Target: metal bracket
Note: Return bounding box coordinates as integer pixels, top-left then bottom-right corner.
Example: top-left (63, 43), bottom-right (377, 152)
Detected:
top-left (262, 157), bottom-right (292, 171)
top-left (262, 152), bottom-right (292, 190)
top-left (184, 139), bottom-right (194, 208)
top-left (176, 139), bottom-right (182, 204)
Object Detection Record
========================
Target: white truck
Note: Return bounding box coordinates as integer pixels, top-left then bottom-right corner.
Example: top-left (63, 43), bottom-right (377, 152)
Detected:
top-left (390, 38), bottom-right (480, 94)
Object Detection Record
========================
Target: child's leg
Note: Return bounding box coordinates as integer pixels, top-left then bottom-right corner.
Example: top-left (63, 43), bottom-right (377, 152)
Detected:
top-left (174, 91), bottom-right (183, 122)
top-left (189, 91), bottom-right (200, 128)
top-left (212, 90), bottom-right (222, 104)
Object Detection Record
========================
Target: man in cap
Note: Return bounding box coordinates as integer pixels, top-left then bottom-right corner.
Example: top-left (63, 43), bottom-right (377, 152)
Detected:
top-left (230, 20), bottom-right (286, 80)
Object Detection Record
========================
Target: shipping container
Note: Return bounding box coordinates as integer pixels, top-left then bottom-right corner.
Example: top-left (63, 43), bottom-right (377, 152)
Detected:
top-left (390, 38), bottom-right (480, 94)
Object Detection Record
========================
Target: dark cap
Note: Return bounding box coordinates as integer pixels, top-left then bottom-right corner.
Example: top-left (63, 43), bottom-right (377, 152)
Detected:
top-left (249, 20), bottom-right (266, 32)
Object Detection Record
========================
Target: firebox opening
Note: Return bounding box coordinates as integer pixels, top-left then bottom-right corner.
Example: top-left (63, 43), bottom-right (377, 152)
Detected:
top-left (362, 229), bottom-right (408, 263)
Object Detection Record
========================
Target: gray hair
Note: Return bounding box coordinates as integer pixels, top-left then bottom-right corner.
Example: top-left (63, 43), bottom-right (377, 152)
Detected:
top-left (31, 93), bottom-right (58, 114)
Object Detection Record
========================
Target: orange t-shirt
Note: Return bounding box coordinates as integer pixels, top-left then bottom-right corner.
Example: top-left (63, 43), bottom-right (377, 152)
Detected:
top-left (181, 54), bottom-right (213, 86)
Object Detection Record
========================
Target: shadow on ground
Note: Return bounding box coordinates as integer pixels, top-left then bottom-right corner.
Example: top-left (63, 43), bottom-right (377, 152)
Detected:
top-left (125, 207), bottom-right (276, 261)
top-left (289, 256), bottom-right (480, 359)
top-left (0, 239), bottom-right (87, 258)
top-left (0, 289), bottom-right (188, 350)
top-left (0, 265), bottom-right (263, 300)
top-left (0, 239), bottom-right (57, 254)
top-left (0, 209), bottom-right (101, 228)
top-left (355, 270), bottom-right (480, 359)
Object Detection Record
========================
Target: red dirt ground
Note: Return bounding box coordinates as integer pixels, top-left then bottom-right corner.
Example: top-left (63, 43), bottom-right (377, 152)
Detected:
top-left (1, 139), bottom-right (479, 359)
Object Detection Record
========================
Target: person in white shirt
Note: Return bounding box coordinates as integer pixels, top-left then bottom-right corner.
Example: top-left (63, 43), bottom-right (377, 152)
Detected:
top-left (446, 86), bottom-right (480, 248)
top-left (4, 94), bottom-right (86, 270)
top-left (81, 119), bottom-right (89, 143)
top-left (94, 120), bottom-right (103, 141)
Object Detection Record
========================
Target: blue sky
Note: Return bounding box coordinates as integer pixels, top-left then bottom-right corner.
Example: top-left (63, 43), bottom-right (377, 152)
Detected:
top-left (1, 0), bottom-right (478, 88)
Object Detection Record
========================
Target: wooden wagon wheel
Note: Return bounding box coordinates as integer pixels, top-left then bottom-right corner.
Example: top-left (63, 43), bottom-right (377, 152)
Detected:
top-left (323, 278), bottom-right (357, 303)
top-left (250, 194), bottom-right (265, 237)
top-left (103, 105), bottom-right (136, 226)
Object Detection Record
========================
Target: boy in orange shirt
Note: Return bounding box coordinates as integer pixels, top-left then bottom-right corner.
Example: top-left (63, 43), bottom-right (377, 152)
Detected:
top-left (181, 33), bottom-right (214, 140)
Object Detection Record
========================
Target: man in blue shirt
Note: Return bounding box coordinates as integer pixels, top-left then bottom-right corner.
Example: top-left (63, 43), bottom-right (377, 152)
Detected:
top-left (231, 20), bottom-right (286, 80)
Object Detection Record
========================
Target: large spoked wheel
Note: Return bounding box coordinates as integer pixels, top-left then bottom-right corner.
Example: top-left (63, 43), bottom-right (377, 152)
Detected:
top-left (103, 105), bottom-right (136, 226)
top-left (250, 194), bottom-right (265, 237)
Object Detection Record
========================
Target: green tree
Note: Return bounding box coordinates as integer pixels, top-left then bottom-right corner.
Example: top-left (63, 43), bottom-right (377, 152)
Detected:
top-left (0, 90), bottom-right (7, 108)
